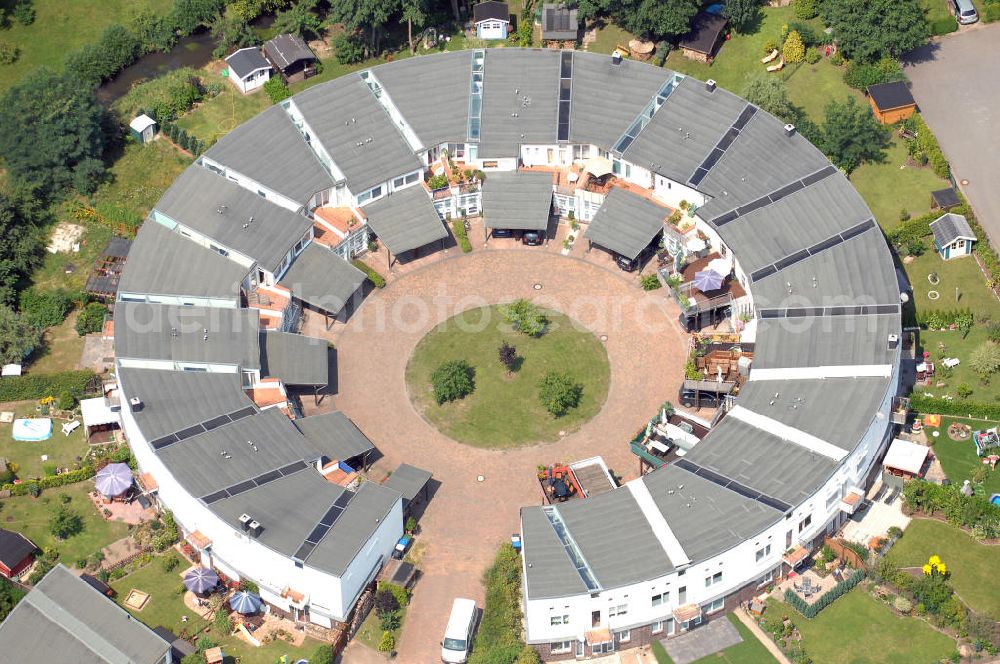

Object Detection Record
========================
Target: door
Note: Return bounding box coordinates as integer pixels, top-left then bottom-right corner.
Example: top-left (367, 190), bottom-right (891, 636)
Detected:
top-left (591, 610), bottom-right (601, 627)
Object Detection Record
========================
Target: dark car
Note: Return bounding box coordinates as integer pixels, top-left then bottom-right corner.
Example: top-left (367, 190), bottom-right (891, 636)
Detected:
top-left (491, 228), bottom-right (514, 239)
top-left (678, 379), bottom-right (736, 409)
top-left (522, 230), bottom-right (544, 246)
top-left (616, 236), bottom-right (660, 272)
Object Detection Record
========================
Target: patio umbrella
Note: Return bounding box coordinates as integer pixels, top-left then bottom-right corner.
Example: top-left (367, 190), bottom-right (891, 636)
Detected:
top-left (95, 463), bottom-right (132, 497)
top-left (583, 156), bottom-right (614, 178)
top-left (693, 269), bottom-right (724, 292)
top-left (706, 257), bottom-right (732, 277)
top-left (229, 590), bottom-right (262, 614)
top-left (184, 567), bottom-right (220, 594)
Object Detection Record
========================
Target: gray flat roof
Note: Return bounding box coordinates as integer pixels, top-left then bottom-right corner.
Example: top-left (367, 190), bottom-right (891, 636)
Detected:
top-left (623, 76), bottom-right (747, 184)
top-left (643, 464), bottom-right (779, 564)
top-left (520, 506), bottom-right (590, 600)
top-left (278, 243), bottom-right (366, 315)
top-left (714, 174), bottom-right (873, 274)
top-left (117, 221), bottom-right (247, 301)
top-left (736, 377), bottom-right (890, 452)
top-left (305, 481), bottom-right (401, 576)
top-left (117, 368), bottom-right (254, 442)
top-left (261, 330), bottom-right (329, 386)
top-left (372, 51), bottom-right (472, 148)
top-left (557, 485), bottom-right (674, 588)
top-left (0, 564), bottom-right (170, 663)
top-left (294, 75), bottom-right (424, 193)
top-left (752, 313), bottom-right (901, 369)
top-left (568, 53), bottom-right (673, 148)
top-left (154, 166), bottom-right (313, 273)
top-left (697, 112), bottom-right (830, 218)
top-left (683, 416), bottom-right (839, 505)
top-left (542, 3), bottom-right (579, 40)
top-left (115, 303), bottom-right (261, 369)
top-left (479, 48), bottom-right (560, 157)
top-left (363, 185), bottom-right (448, 255)
top-left (482, 171), bottom-right (553, 230)
top-left (751, 225), bottom-right (900, 310)
top-left (292, 411), bottom-right (375, 461)
top-left (585, 187), bottom-right (667, 259)
top-left (204, 105), bottom-right (334, 206)
top-left (156, 408), bottom-right (321, 498)
top-left (383, 463), bottom-right (432, 504)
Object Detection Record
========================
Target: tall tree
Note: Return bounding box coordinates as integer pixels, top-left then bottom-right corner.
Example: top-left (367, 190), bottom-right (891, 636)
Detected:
top-left (401, 0), bottom-right (426, 54)
top-left (741, 72), bottom-right (797, 121)
top-left (210, 13), bottom-right (259, 58)
top-left (724, 0), bottom-right (761, 34)
top-left (820, 97), bottom-right (890, 174)
top-left (0, 305), bottom-right (41, 364)
top-left (329, 0), bottom-right (400, 55)
top-left (0, 190), bottom-right (46, 306)
top-left (823, 0), bottom-right (927, 62)
top-left (578, 0), bottom-right (699, 40)
top-left (0, 69), bottom-right (110, 199)
top-left (272, 0), bottom-right (325, 41)
top-left (171, 0), bottom-right (226, 36)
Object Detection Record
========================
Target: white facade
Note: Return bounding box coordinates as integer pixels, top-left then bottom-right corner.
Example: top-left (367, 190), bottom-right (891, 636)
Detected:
top-left (476, 19), bottom-right (510, 40)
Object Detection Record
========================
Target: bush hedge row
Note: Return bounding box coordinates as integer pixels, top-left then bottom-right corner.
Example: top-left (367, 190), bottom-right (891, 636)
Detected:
top-left (928, 16), bottom-right (959, 35)
top-left (452, 219), bottom-right (472, 253)
top-left (904, 114), bottom-right (950, 179)
top-left (909, 393), bottom-right (1000, 421)
top-left (783, 569), bottom-right (865, 618)
top-left (0, 370), bottom-right (96, 402)
top-left (2, 467), bottom-right (96, 495)
top-left (468, 544), bottom-right (536, 664)
top-left (351, 260), bottom-right (386, 289)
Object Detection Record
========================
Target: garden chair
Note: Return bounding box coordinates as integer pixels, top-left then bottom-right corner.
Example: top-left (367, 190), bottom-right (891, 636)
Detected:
top-left (761, 49), bottom-right (779, 64)
top-left (767, 57), bottom-right (785, 73)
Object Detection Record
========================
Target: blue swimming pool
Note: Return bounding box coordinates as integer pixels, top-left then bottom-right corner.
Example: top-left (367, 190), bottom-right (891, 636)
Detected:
top-left (991, 493), bottom-right (1000, 507)
top-left (706, 3), bottom-right (725, 14)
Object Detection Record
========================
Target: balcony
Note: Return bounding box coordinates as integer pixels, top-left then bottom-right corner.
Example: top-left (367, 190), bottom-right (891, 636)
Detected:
top-left (840, 487), bottom-right (865, 515)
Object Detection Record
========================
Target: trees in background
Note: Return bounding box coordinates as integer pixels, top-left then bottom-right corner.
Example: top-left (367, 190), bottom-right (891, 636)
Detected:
top-left (823, 0), bottom-right (927, 62)
top-left (210, 13), bottom-right (259, 58)
top-left (820, 97), bottom-right (890, 174)
top-left (0, 191), bottom-right (47, 306)
top-left (329, 0), bottom-right (400, 57)
top-left (0, 305), bottom-right (40, 364)
top-left (273, 0), bottom-right (325, 41)
top-left (724, 0), bottom-right (762, 34)
top-left (171, 0), bottom-right (226, 37)
top-left (401, 0), bottom-right (427, 54)
top-left (578, 0), bottom-right (699, 41)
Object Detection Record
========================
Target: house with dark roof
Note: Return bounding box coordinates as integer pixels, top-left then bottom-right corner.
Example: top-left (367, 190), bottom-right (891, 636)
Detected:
top-left (679, 12), bottom-right (728, 63)
top-left (0, 528), bottom-right (36, 579)
top-left (930, 212), bottom-right (976, 259)
top-left (263, 33), bottom-right (317, 83)
top-left (867, 81), bottom-right (916, 124)
top-left (225, 47), bottom-right (272, 94)
top-left (473, 1), bottom-right (510, 39)
top-left (541, 3), bottom-right (578, 42)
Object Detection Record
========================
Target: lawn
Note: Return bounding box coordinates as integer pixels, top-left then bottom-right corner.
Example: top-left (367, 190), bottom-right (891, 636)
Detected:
top-left (23, 312), bottom-right (85, 374)
top-left (890, 518), bottom-right (1000, 619)
top-left (767, 587), bottom-right (955, 664)
top-left (1, 481), bottom-right (129, 566)
top-left (111, 550), bottom-right (324, 663)
top-left (356, 604), bottom-right (408, 654)
top-left (0, 0), bottom-right (173, 93)
top-left (915, 326), bottom-right (1000, 403)
top-left (405, 306), bottom-right (611, 447)
top-left (690, 613), bottom-right (776, 664)
top-left (904, 251), bottom-right (999, 320)
top-left (928, 416), bottom-right (1000, 497)
top-left (586, 21), bottom-right (637, 56)
top-left (176, 72), bottom-right (271, 146)
top-left (0, 408), bottom-right (91, 480)
top-left (850, 136), bottom-right (951, 232)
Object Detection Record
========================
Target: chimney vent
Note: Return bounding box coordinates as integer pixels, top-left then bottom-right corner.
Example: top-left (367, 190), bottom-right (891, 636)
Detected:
top-left (129, 396), bottom-right (143, 412)
top-left (248, 520), bottom-right (263, 537)
top-left (706, 79), bottom-right (717, 92)
top-left (239, 513), bottom-right (253, 531)
top-left (611, 50), bottom-right (622, 66)
top-left (784, 123), bottom-right (796, 137)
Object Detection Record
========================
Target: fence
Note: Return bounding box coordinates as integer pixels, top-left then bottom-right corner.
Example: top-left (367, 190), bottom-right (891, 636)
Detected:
top-left (824, 537), bottom-right (865, 569)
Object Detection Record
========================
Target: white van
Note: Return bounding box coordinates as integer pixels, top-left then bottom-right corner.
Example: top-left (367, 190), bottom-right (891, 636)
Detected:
top-left (441, 598), bottom-right (478, 663)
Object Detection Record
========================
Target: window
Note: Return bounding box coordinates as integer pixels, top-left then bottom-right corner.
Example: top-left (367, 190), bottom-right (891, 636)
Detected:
top-left (666, 618), bottom-right (675, 635)
top-left (651, 620), bottom-right (664, 634)
top-left (798, 515), bottom-right (812, 533)
top-left (608, 604), bottom-right (627, 617)
top-left (550, 614), bottom-right (569, 626)
top-left (678, 586), bottom-right (686, 604)
top-left (551, 641), bottom-right (572, 654)
top-left (651, 592), bottom-right (668, 607)
top-left (705, 572), bottom-right (722, 588)
top-left (955, 239), bottom-right (965, 250)
top-left (755, 544), bottom-right (771, 562)
top-left (826, 491), bottom-right (839, 509)
top-left (758, 569), bottom-right (776, 587)
top-left (616, 629), bottom-right (630, 643)
top-left (706, 598), bottom-right (724, 614)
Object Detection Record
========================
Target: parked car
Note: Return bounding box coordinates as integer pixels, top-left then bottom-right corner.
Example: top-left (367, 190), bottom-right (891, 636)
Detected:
top-left (441, 598), bottom-right (478, 663)
top-left (953, 0), bottom-right (978, 22)
top-left (522, 230), bottom-right (544, 246)
top-left (615, 236), bottom-right (660, 272)
top-left (678, 379), bottom-right (736, 409)
top-left (490, 228), bottom-right (514, 239)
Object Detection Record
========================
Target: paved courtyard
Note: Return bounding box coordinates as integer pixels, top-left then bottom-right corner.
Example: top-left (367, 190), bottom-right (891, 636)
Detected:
top-left (332, 250), bottom-right (687, 662)
top-left (662, 616), bottom-right (743, 664)
top-left (905, 25), bottom-right (1000, 247)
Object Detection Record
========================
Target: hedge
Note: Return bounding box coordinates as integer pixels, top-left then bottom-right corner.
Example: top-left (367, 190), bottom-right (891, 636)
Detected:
top-left (0, 370), bottom-right (96, 402)
top-left (985, 4), bottom-right (1000, 22)
top-left (928, 15), bottom-right (959, 35)
top-left (904, 114), bottom-right (950, 179)
top-left (351, 260), bottom-right (386, 289)
top-left (452, 219), bottom-right (472, 253)
top-left (783, 569), bottom-right (865, 618)
top-left (469, 544), bottom-right (529, 664)
top-left (3, 466), bottom-right (96, 495)
top-left (909, 393), bottom-right (1000, 421)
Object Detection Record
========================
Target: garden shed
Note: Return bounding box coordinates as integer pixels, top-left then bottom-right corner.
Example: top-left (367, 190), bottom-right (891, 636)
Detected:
top-left (930, 187), bottom-right (961, 211)
top-left (678, 12), bottom-right (728, 63)
top-left (129, 114), bottom-right (157, 144)
top-left (263, 33), bottom-right (317, 83)
top-left (224, 47), bottom-right (271, 94)
top-left (866, 81), bottom-right (916, 124)
top-left (929, 212), bottom-right (976, 259)
top-left (473, 1), bottom-right (510, 40)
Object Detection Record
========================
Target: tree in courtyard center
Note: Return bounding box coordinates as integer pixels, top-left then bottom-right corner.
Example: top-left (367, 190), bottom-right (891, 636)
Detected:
top-left (431, 360), bottom-right (475, 404)
top-left (538, 372), bottom-right (583, 417)
top-left (822, 0), bottom-right (927, 63)
top-left (49, 506), bottom-right (84, 540)
top-left (819, 97), bottom-right (890, 174)
top-left (501, 299), bottom-right (547, 337)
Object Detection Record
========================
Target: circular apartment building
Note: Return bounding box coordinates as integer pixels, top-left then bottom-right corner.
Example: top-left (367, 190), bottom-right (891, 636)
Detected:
top-left (114, 48), bottom-right (902, 659)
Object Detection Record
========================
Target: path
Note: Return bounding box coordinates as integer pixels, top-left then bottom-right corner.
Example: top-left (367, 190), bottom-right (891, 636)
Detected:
top-left (733, 609), bottom-right (791, 664)
top-left (332, 249), bottom-right (686, 662)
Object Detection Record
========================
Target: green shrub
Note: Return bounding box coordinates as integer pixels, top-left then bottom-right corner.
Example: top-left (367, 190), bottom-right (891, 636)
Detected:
top-left (452, 219), bottom-right (472, 253)
top-left (2, 466), bottom-right (97, 496)
top-left (12, 1), bottom-right (35, 26)
top-left (783, 30), bottom-right (806, 64)
top-left (784, 569), bottom-right (865, 618)
top-left (986, 4), bottom-right (1000, 22)
top-left (263, 77), bottom-right (290, 103)
top-left (469, 544), bottom-right (526, 664)
top-left (908, 393), bottom-right (1000, 421)
top-left (843, 56), bottom-right (905, 90)
top-left (379, 609), bottom-right (401, 631)
top-left (309, 645), bottom-right (334, 664)
top-left (787, 21), bottom-right (821, 47)
top-left (905, 113), bottom-right (950, 178)
top-left (75, 302), bottom-right (107, 336)
top-left (56, 391), bottom-right (76, 411)
top-left (161, 555), bottom-right (180, 572)
top-left (537, 371), bottom-right (582, 417)
top-left (501, 299), bottom-right (547, 337)
top-left (0, 41), bottom-right (19, 65)
top-left (195, 635), bottom-right (218, 651)
top-left (640, 274), bottom-right (661, 291)
top-left (431, 360), bottom-right (475, 404)
top-left (427, 174), bottom-right (449, 189)
top-left (49, 506), bottom-right (84, 540)
top-left (0, 369), bottom-right (94, 403)
top-left (794, 0), bottom-right (819, 19)
top-left (378, 581), bottom-right (410, 609)
top-left (377, 630), bottom-right (394, 653)
top-left (333, 33), bottom-right (365, 65)
top-left (213, 609), bottom-right (232, 633)
top-left (351, 260), bottom-right (386, 288)
top-left (805, 46), bottom-right (821, 64)
top-left (928, 15), bottom-right (959, 35)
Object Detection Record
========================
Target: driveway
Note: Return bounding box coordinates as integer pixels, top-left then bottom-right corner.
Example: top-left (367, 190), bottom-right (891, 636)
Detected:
top-left (331, 250), bottom-right (686, 662)
top-left (904, 24), bottom-right (1000, 248)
